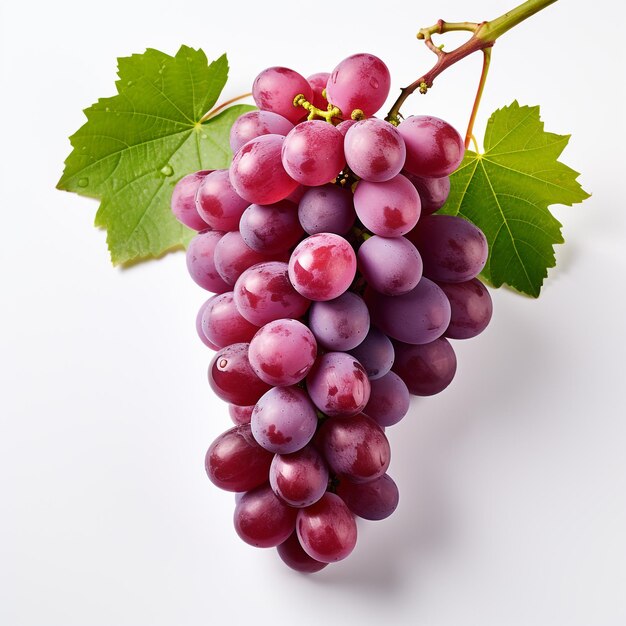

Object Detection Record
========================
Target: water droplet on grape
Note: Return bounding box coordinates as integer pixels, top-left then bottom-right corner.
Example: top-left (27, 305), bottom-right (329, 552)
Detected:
top-left (77, 177), bottom-right (89, 187)
top-left (160, 164), bottom-right (174, 176)
top-left (369, 77), bottom-right (379, 89)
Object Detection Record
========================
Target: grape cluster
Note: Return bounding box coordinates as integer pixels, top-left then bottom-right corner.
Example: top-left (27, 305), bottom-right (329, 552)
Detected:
top-left (171, 52), bottom-right (493, 572)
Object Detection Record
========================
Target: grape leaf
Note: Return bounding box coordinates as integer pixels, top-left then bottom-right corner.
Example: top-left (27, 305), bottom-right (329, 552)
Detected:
top-left (57, 46), bottom-right (254, 265)
top-left (441, 101), bottom-right (590, 297)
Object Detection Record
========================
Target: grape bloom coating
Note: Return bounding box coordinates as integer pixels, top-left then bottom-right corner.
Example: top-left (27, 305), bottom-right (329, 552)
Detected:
top-left (171, 50), bottom-right (491, 572)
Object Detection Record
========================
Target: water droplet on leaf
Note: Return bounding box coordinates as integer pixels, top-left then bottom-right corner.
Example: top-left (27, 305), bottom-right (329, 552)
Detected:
top-left (78, 177), bottom-right (89, 187)
top-left (160, 165), bottom-right (174, 176)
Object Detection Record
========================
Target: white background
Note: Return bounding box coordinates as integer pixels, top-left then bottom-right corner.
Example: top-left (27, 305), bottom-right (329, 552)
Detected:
top-left (1, 1), bottom-right (625, 624)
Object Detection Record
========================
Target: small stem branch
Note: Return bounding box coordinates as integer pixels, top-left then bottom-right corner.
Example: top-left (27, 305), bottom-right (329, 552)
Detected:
top-left (200, 92), bottom-right (252, 124)
top-left (465, 47), bottom-right (491, 149)
top-left (385, 0), bottom-right (558, 124)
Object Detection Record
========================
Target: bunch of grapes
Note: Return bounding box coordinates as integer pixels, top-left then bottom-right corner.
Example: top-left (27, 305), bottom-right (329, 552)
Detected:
top-left (171, 53), bottom-right (492, 573)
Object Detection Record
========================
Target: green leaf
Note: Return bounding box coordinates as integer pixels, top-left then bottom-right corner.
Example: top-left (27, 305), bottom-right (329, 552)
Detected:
top-left (442, 101), bottom-right (590, 297)
top-left (57, 46), bottom-right (254, 265)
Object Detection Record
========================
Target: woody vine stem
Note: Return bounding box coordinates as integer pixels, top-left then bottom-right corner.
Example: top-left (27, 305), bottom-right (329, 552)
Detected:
top-left (384, 0), bottom-right (558, 148)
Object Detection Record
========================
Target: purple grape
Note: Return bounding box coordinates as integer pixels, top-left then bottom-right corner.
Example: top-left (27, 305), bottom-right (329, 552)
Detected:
top-left (326, 53), bottom-right (391, 118)
top-left (213, 230), bottom-right (279, 286)
top-left (170, 170), bottom-right (211, 231)
top-left (251, 386), bottom-right (318, 454)
top-left (357, 235), bottom-right (423, 296)
top-left (297, 492), bottom-right (357, 562)
top-left (318, 413), bottom-right (390, 483)
top-left (270, 445), bottom-right (329, 507)
top-left (367, 278), bottom-right (451, 345)
top-left (344, 119), bottom-right (406, 182)
top-left (297, 185), bottom-right (355, 236)
top-left (307, 72), bottom-right (331, 110)
top-left (408, 214), bottom-right (488, 283)
top-left (353, 174), bottom-right (421, 237)
top-left (230, 110), bottom-right (294, 153)
top-left (288, 233), bottom-right (356, 301)
top-left (239, 200), bottom-right (303, 254)
top-left (306, 352), bottom-right (371, 417)
top-left (234, 484), bottom-right (298, 548)
top-left (363, 371), bottom-right (410, 427)
top-left (404, 171), bottom-right (451, 214)
top-left (438, 278), bottom-right (493, 339)
top-left (229, 134), bottom-right (298, 205)
top-left (308, 291), bottom-right (370, 351)
top-left (234, 261), bottom-right (310, 326)
top-left (398, 115), bottom-right (465, 178)
top-left (194, 169), bottom-right (249, 231)
top-left (248, 318), bottom-right (317, 386)
top-left (252, 66), bottom-right (313, 124)
top-left (205, 424), bottom-right (273, 492)
top-left (392, 337), bottom-right (457, 396)
top-left (186, 230), bottom-right (230, 293)
top-left (228, 404), bottom-right (254, 426)
top-left (336, 474), bottom-right (399, 521)
top-left (208, 343), bottom-right (272, 405)
top-left (277, 531), bottom-right (328, 573)
top-left (201, 291), bottom-right (258, 348)
top-left (196, 298), bottom-right (219, 349)
top-left (347, 326), bottom-right (394, 380)
top-left (281, 121), bottom-right (345, 186)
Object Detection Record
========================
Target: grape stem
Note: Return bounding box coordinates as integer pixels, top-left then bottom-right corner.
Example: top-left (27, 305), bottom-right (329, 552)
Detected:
top-left (385, 0), bottom-right (558, 143)
top-left (199, 92), bottom-right (253, 124)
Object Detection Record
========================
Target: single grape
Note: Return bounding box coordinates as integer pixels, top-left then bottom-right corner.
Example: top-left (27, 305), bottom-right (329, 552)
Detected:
top-left (306, 352), bottom-right (371, 417)
top-left (297, 185), bottom-right (355, 235)
top-left (403, 171), bottom-right (451, 214)
top-left (234, 484), bottom-right (298, 548)
top-left (437, 278), bottom-right (493, 339)
top-left (269, 445), bottom-right (329, 507)
top-left (252, 67), bottom-right (313, 124)
top-left (213, 230), bottom-right (280, 287)
top-left (171, 170), bottom-right (211, 231)
top-left (234, 261), bottom-right (310, 326)
top-left (398, 115), bottom-right (465, 178)
top-left (281, 121), bottom-right (345, 187)
top-left (336, 119), bottom-right (357, 137)
top-left (205, 424), bottom-right (273, 492)
top-left (367, 278), bottom-right (451, 345)
top-left (186, 230), bottom-right (230, 293)
top-left (248, 318), bottom-right (317, 386)
top-left (407, 214), bottom-right (488, 282)
top-left (308, 291), bottom-right (370, 351)
top-left (228, 404), bottom-right (254, 426)
top-left (251, 386), bottom-right (318, 454)
top-left (196, 298), bottom-right (219, 349)
top-left (363, 371), bottom-right (410, 427)
top-left (344, 119), bottom-right (406, 182)
top-left (307, 72), bottom-right (330, 110)
top-left (392, 337), bottom-right (457, 396)
top-left (230, 110), bottom-right (294, 153)
top-left (239, 200), bottom-right (303, 254)
top-left (288, 233), bottom-right (356, 301)
top-left (276, 531), bottom-right (328, 573)
top-left (335, 474), bottom-right (399, 521)
top-left (229, 134), bottom-right (298, 205)
top-left (297, 492), bottom-right (357, 563)
top-left (208, 342), bottom-right (272, 405)
top-left (318, 413), bottom-right (390, 483)
top-left (347, 326), bottom-right (394, 380)
top-left (357, 235), bottom-right (423, 296)
top-left (353, 174), bottom-right (421, 237)
top-left (194, 169), bottom-right (249, 231)
top-left (201, 291), bottom-right (258, 348)
top-left (326, 53), bottom-right (391, 118)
